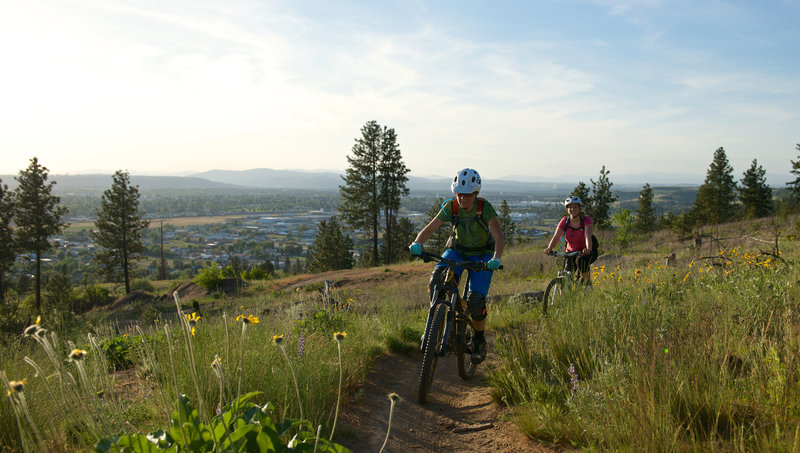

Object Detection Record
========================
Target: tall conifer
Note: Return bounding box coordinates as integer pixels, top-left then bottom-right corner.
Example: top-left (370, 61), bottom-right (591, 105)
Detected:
top-left (91, 170), bottom-right (150, 294)
top-left (0, 180), bottom-right (16, 304)
top-left (693, 147), bottom-right (738, 225)
top-left (14, 157), bottom-right (68, 310)
top-left (739, 159), bottom-right (774, 219)
top-left (635, 183), bottom-right (657, 233)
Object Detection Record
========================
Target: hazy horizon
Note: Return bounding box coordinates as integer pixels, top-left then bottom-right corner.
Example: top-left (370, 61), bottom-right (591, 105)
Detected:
top-left (1, 1), bottom-right (797, 181)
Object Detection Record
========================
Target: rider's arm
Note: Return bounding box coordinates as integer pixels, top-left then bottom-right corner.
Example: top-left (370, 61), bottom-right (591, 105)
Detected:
top-left (583, 221), bottom-right (594, 254)
top-left (413, 217), bottom-right (444, 245)
top-left (488, 217), bottom-right (504, 259)
top-left (544, 227), bottom-right (563, 254)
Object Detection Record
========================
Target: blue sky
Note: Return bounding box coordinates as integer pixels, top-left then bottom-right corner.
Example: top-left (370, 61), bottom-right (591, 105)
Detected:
top-left (1, 0), bottom-right (798, 184)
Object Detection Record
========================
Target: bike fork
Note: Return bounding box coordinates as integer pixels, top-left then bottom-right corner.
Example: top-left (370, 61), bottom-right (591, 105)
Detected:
top-left (420, 286), bottom-right (445, 349)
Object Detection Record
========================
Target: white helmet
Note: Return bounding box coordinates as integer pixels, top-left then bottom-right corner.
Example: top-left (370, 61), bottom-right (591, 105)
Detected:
top-left (451, 168), bottom-right (481, 194)
top-left (564, 195), bottom-right (582, 207)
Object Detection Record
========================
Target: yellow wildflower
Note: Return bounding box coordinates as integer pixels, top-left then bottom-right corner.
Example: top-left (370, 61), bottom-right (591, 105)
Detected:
top-left (68, 349), bottom-right (88, 361)
top-left (334, 331), bottom-right (347, 342)
top-left (236, 314), bottom-right (260, 324)
top-left (272, 334), bottom-right (285, 345)
top-left (7, 379), bottom-right (27, 395)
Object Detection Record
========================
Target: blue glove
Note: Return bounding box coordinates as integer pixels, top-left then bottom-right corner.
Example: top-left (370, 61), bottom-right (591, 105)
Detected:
top-left (487, 258), bottom-right (501, 270)
top-left (409, 242), bottom-right (422, 256)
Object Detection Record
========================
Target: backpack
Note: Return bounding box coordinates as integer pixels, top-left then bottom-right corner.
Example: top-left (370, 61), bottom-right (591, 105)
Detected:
top-left (444, 198), bottom-right (495, 253)
top-left (563, 215), bottom-right (600, 252)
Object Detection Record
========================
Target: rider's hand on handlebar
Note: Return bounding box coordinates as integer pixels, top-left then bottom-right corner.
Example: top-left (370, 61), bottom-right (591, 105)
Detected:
top-left (487, 258), bottom-right (501, 270)
top-left (409, 242), bottom-right (422, 256)
top-left (544, 248), bottom-right (553, 256)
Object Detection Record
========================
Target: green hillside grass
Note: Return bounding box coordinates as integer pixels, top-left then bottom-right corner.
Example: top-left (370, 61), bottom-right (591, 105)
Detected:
top-left (1, 214), bottom-right (798, 451)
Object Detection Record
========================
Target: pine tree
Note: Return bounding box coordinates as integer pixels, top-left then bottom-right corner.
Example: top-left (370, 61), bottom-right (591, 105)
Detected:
top-left (340, 121), bottom-right (408, 267)
top-left (739, 159), bottom-right (774, 219)
top-left (0, 179), bottom-right (16, 304)
top-left (339, 122), bottom-right (382, 266)
top-left (787, 144), bottom-right (800, 204)
top-left (380, 216), bottom-right (416, 263)
top-left (497, 199), bottom-right (516, 246)
top-left (307, 216), bottom-right (354, 273)
top-left (634, 183), bottom-right (657, 233)
top-left (589, 166), bottom-right (618, 230)
top-left (423, 198), bottom-right (450, 253)
top-left (91, 170), bottom-right (150, 294)
top-left (693, 147), bottom-right (738, 225)
top-left (571, 182), bottom-right (591, 209)
top-left (14, 157), bottom-right (69, 311)
top-left (378, 127), bottom-right (410, 264)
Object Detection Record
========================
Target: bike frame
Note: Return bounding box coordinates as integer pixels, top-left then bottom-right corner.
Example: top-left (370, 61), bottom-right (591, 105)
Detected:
top-left (422, 266), bottom-right (472, 357)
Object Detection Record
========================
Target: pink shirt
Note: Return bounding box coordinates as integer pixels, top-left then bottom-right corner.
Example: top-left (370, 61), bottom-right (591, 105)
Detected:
top-left (557, 215), bottom-right (593, 252)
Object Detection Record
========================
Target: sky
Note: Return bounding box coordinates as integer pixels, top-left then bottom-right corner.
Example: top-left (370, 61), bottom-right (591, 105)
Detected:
top-left (1, 0), bottom-right (798, 184)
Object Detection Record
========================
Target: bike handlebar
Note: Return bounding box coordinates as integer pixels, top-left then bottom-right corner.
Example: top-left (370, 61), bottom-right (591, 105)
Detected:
top-left (548, 250), bottom-right (582, 258)
top-left (412, 250), bottom-right (503, 271)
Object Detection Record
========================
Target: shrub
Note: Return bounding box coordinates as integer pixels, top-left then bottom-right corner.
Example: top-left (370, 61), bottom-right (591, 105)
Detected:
top-left (193, 263), bottom-right (225, 290)
top-left (130, 279), bottom-right (156, 293)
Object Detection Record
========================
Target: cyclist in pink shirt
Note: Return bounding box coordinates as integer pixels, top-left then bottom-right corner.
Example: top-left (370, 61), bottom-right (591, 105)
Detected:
top-left (544, 196), bottom-right (598, 285)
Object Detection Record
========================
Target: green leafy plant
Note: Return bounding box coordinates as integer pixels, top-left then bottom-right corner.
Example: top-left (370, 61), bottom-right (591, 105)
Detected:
top-left (96, 392), bottom-right (351, 452)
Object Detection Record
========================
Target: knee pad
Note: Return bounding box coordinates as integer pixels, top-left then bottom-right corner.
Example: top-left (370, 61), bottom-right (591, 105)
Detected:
top-left (466, 291), bottom-right (487, 321)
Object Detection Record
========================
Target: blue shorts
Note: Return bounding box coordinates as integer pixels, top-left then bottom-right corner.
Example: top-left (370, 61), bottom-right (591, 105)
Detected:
top-left (437, 249), bottom-right (494, 296)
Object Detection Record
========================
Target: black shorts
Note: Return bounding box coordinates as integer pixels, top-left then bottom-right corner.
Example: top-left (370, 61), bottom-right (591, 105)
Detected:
top-left (566, 249), bottom-right (598, 274)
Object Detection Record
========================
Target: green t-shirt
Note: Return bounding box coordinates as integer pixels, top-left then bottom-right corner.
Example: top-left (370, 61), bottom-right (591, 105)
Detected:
top-left (436, 198), bottom-right (498, 256)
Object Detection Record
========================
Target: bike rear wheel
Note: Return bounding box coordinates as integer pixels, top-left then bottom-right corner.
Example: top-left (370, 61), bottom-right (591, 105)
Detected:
top-left (543, 277), bottom-right (564, 315)
top-left (418, 302), bottom-right (447, 404)
top-left (456, 319), bottom-right (477, 380)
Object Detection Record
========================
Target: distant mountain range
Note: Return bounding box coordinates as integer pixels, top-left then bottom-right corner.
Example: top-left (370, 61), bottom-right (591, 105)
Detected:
top-left (0, 168), bottom-right (790, 194)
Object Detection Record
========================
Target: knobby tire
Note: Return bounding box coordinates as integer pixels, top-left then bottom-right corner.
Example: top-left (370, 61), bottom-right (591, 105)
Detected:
top-left (543, 278), bottom-right (564, 315)
top-left (417, 302), bottom-right (447, 404)
top-left (456, 318), bottom-right (476, 380)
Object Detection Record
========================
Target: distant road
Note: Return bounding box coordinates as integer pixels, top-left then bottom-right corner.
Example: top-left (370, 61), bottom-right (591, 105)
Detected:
top-left (69, 214), bottom-right (250, 229)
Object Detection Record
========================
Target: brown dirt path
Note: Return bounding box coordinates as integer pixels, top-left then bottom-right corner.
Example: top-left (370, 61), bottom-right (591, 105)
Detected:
top-left (338, 337), bottom-right (559, 453)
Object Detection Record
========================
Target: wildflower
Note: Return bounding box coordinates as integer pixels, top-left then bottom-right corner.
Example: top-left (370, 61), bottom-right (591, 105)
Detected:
top-left (68, 349), bottom-right (88, 361)
top-left (211, 356), bottom-right (223, 370)
top-left (35, 315), bottom-right (41, 325)
top-left (381, 392), bottom-right (400, 453)
top-left (334, 331), bottom-right (347, 342)
top-left (236, 314), bottom-right (260, 324)
top-left (682, 272), bottom-right (691, 282)
top-left (272, 334), bottom-right (284, 345)
top-left (23, 324), bottom-right (42, 337)
top-left (568, 363), bottom-right (580, 392)
top-left (7, 379), bottom-right (27, 396)
top-left (297, 333), bottom-right (305, 358)
top-left (185, 312), bottom-right (201, 336)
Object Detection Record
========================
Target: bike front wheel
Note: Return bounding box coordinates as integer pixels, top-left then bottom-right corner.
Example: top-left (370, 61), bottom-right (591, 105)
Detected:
top-left (418, 302), bottom-right (447, 404)
top-left (456, 319), bottom-right (477, 380)
top-left (543, 277), bottom-right (565, 315)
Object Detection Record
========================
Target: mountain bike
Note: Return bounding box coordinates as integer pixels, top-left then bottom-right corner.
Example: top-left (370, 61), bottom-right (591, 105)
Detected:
top-left (414, 251), bottom-right (500, 404)
top-left (542, 250), bottom-right (584, 315)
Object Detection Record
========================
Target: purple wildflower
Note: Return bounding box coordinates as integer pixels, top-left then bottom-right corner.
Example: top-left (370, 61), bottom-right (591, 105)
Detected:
top-left (297, 332), bottom-right (305, 359)
top-left (568, 363), bottom-right (580, 392)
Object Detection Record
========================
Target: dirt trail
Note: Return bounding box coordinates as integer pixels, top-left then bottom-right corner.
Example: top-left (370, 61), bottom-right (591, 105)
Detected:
top-left (338, 337), bottom-right (557, 453)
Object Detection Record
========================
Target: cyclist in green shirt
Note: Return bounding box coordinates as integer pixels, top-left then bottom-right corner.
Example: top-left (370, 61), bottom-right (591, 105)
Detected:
top-left (409, 168), bottom-right (504, 364)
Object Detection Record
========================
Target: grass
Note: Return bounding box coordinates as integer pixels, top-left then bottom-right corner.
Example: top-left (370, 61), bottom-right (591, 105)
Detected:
top-left (487, 216), bottom-right (800, 451)
top-left (2, 214), bottom-right (799, 451)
